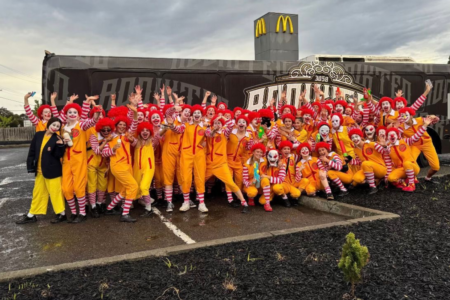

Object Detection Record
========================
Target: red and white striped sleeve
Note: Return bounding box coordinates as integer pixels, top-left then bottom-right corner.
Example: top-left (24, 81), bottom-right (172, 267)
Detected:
top-left (367, 101), bottom-right (379, 115)
top-left (111, 104), bottom-right (116, 109)
top-left (243, 166), bottom-right (251, 187)
top-left (374, 143), bottom-right (388, 154)
top-left (267, 125), bottom-right (278, 140)
top-left (270, 167), bottom-right (286, 184)
top-left (410, 95), bottom-right (426, 111)
top-left (201, 103), bottom-right (206, 110)
top-left (205, 128), bottom-right (213, 138)
top-left (277, 101), bottom-right (282, 115)
top-left (128, 119), bottom-right (138, 134)
top-left (172, 123), bottom-right (186, 134)
top-left (24, 105), bottom-right (39, 126)
top-left (246, 138), bottom-right (254, 150)
top-left (50, 106), bottom-right (60, 118)
top-left (405, 125), bottom-right (426, 145)
top-left (102, 143), bottom-right (114, 157)
top-left (159, 98), bottom-right (165, 113)
top-left (292, 140), bottom-right (300, 149)
top-left (81, 101), bottom-right (90, 120)
top-left (360, 108), bottom-right (370, 128)
top-left (317, 159), bottom-right (327, 171)
top-left (137, 100), bottom-right (144, 109)
top-left (328, 155), bottom-right (343, 171)
top-left (80, 118), bottom-right (97, 131)
top-left (90, 134), bottom-right (101, 155)
top-left (295, 165), bottom-right (302, 182)
top-left (223, 119), bottom-right (235, 138)
top-left (59, 109), bottom-right (67, 124)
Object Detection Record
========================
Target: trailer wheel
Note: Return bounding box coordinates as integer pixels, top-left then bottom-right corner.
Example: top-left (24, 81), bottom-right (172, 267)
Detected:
top-left (417, 152), bottom-right (429, 168)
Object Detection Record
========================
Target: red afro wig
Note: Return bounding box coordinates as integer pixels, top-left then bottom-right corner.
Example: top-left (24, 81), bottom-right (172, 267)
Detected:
top-left (191, 104), bottom-right (205, 116)
top-left (312, 101), bottom-right (322, 109)
top-left (211, 115), bottom-right (225, 126)
top-left (325, 100), bottom-right (335, 108)
top-left (137, 122), bottom-right (154, 136)
top-left (63, 103), bottom-right (82, 116)
top-left (376, 125), bottom-right (387, 136)
top-left (251, 143), bottom-right (266, 154)
top-left (95, 117), bottom-right (115, 133)
top-left (223, 109), bottom-right (234, 119)
top-left (148, 110), bottom-right (164, 121)
top-left (114, 115), bottom-right (131, 129)
top-left (379, 97), bottom-right (394, 108)
top-left (398, 107), bottom-right (416, 116)
top-left (394, 97), bottom-right (407, 107)
top-left (162, 104), bottom-right (174, 116)
top-left (386, 127), bottom-right (401, 138)
top-left (348, 128), bottom-right (364, 139)
top-left (137, 108), bottom-right (148, 115)
top-left (320, 104), bottom-right (332, 115)
top-left (297, 142), bottom-right (312, 155)
top-left (182, 104), bottom-right (192, 112)
top-left (280, 104), bottom-right (296, 115)
top-left (300, 108), bottom-right (315, 117)
top-left (37, 104), bottom-right (51, 120)
top-left (258, 108), bottom-right (274, 119)
top-left (281, 113), bottom-right (295, 122)
top-left (236, 115), bottom-right (249, 125)
top-left (335, 100), bottom-right (348, 109)
top-left (315, 141), bottom-right (331, 152)
top-left (247, 112), bottom-right (260, 123)
top-left (233, 107), bottom-right (244, 115)
top-left (317, 121), bottom-right (330, 130)
top-left (206, 105), bottom-right (218, 114)
top-left (217, 102), bottom-right (228, 110)
top-left (279, 140), bottom-right (293, 150)
top-left (89, 106), bottom-right (106, 118)
top-left (147, 104), bottom-right (158, 111)
top-left (107, 106), bottom-right (129, 118)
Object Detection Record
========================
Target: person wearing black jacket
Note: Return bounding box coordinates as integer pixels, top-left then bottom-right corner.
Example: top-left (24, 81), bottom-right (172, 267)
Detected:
top-left (16, 117), bottom-right (67, 224)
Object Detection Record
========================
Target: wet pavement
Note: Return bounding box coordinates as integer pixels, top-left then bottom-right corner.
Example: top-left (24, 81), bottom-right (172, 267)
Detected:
top-left (0, 147), bottom-right (449, 273)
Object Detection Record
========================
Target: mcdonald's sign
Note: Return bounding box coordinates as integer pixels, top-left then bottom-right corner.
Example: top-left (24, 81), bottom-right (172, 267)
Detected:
top-left (255, 18), bottom-right (266, 38)
top-left (275, 15), bottom-right (293, 34)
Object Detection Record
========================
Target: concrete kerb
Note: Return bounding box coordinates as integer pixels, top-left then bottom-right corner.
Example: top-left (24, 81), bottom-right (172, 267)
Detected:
top-left (0, 197), bottom-right (399, 282)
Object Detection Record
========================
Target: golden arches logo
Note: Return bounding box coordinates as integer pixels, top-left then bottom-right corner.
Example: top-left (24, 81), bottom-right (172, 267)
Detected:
top-left (255, 18), bottom-right (266, 38)
top-left (276, 15), bottom-right (293, 34)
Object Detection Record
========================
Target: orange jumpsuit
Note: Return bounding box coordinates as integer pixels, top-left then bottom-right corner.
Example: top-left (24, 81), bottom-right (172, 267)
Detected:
top-left (226, 129), bottom-right (251, 192)
top-left (387, 140), bottom-right (420, 183)
top-left (280, 154), bottom-right (301, 198)
top-left (296, 156), bottom-right (322, 195)
top-left (352, 142), bottom-right (387, 185)
top-left (86, 128), bottom-right (109, 204)
top-left (258, 160), bottom-right (286, 204)
top-left (161, 119), bottom-right (185, 186)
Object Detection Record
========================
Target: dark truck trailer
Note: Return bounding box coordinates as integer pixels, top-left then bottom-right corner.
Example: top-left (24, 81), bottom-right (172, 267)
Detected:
top-left (42, 55), bottom-right (450, 155)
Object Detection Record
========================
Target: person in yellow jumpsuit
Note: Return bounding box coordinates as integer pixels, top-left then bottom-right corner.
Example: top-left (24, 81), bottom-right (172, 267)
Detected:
top-left (242, 143), bottom-right (266, 207)
top-left (148, 110), bottom-right (165, 204)
top-left (133, 122), bottom-right (156, 217)
top-left (330, 113), bottom-right (359, 174)
top-left (61, 99), bottom-right (99, 223)
top-left (258, 149), bottom-right (286, 211)
top-left (102, 106), bottom-right (139, 222)
top-left (278, 140), bottom-right (301, 207)
top-left (16, 118), bottom-right (67, 224)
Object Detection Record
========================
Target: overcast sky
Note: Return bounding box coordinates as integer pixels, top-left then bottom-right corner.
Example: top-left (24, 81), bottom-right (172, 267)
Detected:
top-left (1, 0), bottom-right (449, 113)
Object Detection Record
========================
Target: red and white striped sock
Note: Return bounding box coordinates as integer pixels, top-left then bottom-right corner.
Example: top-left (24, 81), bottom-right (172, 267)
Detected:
top-left (263, 185), bottom-right (271, 202)
top-left (325, 186), bottom-right (332, 194)
top-left (77, 196), bottom-right (87, 215)
top-left (142, 195), bottom-right (151, 205)
top-left (97, 191), bottom-right (106, 204)
top-left (165, 186), bottom-right (173, 203)
top-left (122, 199), bottom-right (133, 215)
top-left (226, 191), bottom-right (233, 203)
top-left (405, 169), bottom-right (415, 185)
top-left (67, 198), bottom-right (77, 215)
top-left (364, 172), bottom-right (376, 188)
top-left (332, 178), bottom-right (347, 192)
top-left (121, 197), bottom-right (126, 207)
top-left (173, 184), bottom-right (179, 195)
top-left (157, 188), bottom-right (163, 200)
top-left (88, 192), bottom-right (96, 206)
top-left (183, 193), bottom-right (190, 203)
top-left (107, 194), bottom-right (123, 210)
top-left (198, 193), bottom-right (205, 204)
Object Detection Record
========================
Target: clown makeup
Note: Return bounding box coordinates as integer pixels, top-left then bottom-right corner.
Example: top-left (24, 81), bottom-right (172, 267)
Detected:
top-left (42, 108), bottom-right (52, 121)
top-left (218, 103), bottom-right (226, 110)
top-left (251, 118), bottom-right (260, 128)
top-left (303, 114), bottom-right (312, 123)
top-left (100, 126), bottom-right (112, 138)
top-left (378, 129), bottom-right (386, 140)
top-left (149, 106), bottom-right (157, 111)
top-left (294, 118), bottom-right (303, 131)
top-left (388, 131), bottom-right (398, 144)
top-left (335, 104), bottom-right (344, 113)
top-left (318, 147), bottom-right (328, 157)
top-left (47, 121), bottom-right (61, 134)
top-left (224, 113), bottom-right (232, 120)
top-left (213, 120), bottom-right (222, 131)
top-left (282, 108), bottom-right (291, 115)
top-left (284, 118), bottom-right (293, 129)
top-left (151, 114), bottom-right (161, 126)
top-left (192, 110), bottom-right (202, 122)
top-left (281, 147), bottom-right (291, 157)
top-left (326, 103), bottom-right (334, 110)
top-left (331, 115), bottom-right (341, 129)
top-left (137, 112), bottom-right (145, 123)
top-left (266, 149), bottom-right (279, 167)
top-left (234, 110), bottom-right (242, 119)
top-left (237, 119), bottom-right (247, 130)
top-left (253, 149), bottom-right (263, 160)
top-left (207, 108), bottom-right (215, 118)
top-left (344, 107), bottom-right (352, 116)
top-left (396, 101), bottom-right (405, 110)
top-left (351, 134), bottom-right (362, 145)
top-left (319, 125), bottom-right (330, 137)
top-left (300, 146), bottom-right (310, 158)
top-left (66, 108), bottom-right (79, 121)
top-left (399, 112), bottom-right (410, 124)
top-left (382, 101), bottom-right (391, 113)
top-left (365, 125), bottom-right (375, 139)
top-left (140, 128), bottom-right (151, 140)
top-left (116, 121), bottom-right (127, 134)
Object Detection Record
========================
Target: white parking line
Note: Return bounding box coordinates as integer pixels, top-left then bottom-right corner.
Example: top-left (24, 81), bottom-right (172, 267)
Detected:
top-left (152, 208), bottom-right (196, 244)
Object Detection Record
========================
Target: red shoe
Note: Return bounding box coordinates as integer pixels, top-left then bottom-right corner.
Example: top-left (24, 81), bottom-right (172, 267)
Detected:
top-left (402, 184), bottom-right (416, 192)
top-left (264, 203), bottom-right (273, 212)
top-left (392, 181), bottom-right (405, 189)
top-left (248, 198), bottom-right (255, 206)
top-left (414, 177), bottom-right (419, 184)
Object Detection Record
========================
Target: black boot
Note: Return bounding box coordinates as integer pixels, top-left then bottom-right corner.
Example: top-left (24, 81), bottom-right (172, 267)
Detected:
top-left (290, 198), bottom-right (300, 207)
top-left (282, 198), bottom-right (291, 208)
top-left (228, 200), bottom-right (240, 208)
top-left (68, 214), bottom-right (78, 223)
top-left (16, 215), bottom-right (37, 224)
top-left (90, 206), bottom-right (100, 218)
top-left (71, 214), bottom-right (87, 223)
top-left (338, 190), bottom-right (349, 197)
top-left (140, 209), bottom-right (153, 217)
top-left (326, 193), bottom-right (334, 201)
top-left (51, 214), bottom-right (67, 224)
top-left (98, 203), bottom-right (107, 214)
top-left (368, 187), bottom-right (378, 195)
top-left (105, 208), bottom-right (121, 215)
top-left (120, 214), bottom-right (137, 223)
top-left (241, 206), bottom-right (249, 213)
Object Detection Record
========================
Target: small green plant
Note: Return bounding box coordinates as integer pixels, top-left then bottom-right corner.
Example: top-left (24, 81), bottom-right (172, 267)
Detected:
top-left (247, 252), bottom-right (263, 262)
top-left (163, 258), bottom-right (174, 268)
top-left (338, 232), bottom-right (370, 299)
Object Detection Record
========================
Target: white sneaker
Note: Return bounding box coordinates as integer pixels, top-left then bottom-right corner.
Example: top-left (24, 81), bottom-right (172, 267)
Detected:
top-left (166, 202), bottom-right (174, 212)
top-left (189, 200), bottom-right (197, 208)
top-left (198, 203), bottom-right (209, 213)
top-left (179, 202), bottom-right (190, 212)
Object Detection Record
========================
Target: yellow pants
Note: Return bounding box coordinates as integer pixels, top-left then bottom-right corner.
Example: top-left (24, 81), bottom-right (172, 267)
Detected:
top-left (135, 168), bottom-right (155, 198)
top-left (107, 170), bottom-right (115, 193)
top-left (62, 158), bottom-right (87, 199)
top-left (412, 143), bottom-right (440, 171)
top-left (244, 186), bottom-right (259, 198)
top-left (305, 179), bottom-right (325, 195)
top-left (388, 161), bottom-right (420, 182)
top-left (87, 155), bottom-right (108, 194)
top-left (294, 178), bottom-right (310, 192)
top-left (282, 182), bottom-right (301, 198)
top-left (29, 174), bottom-right (65, 215)
top-left (225, 163), bottom-right (243, 193)
top-left (111, 163), bottom-right (138, 199)
top-left (206, 163), bottom-right (240, 193)
top-left (259, 177), bottom-right (284, 204)
top-left (328, 170), bottom-right (353, 184)
top-left (163, 153), bottom-right (181, 186)
top-left (180, 151), bottom-right (206, 194)
top-left (154, 162), bottom-right (164, 189)
top-left (353, 161), bottom-right (387, 185)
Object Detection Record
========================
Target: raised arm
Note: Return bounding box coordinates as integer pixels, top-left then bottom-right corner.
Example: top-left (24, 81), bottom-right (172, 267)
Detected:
top-left (23, 93), bottom-right (39, 126)
top-left (410, 82), bottom-right (432, 111)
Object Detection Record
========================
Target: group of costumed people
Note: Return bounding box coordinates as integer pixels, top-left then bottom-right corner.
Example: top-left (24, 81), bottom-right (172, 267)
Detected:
top-left (16, 80), bottom-right (440, 224)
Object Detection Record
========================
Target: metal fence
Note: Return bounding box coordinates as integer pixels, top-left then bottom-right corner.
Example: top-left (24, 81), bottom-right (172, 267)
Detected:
top-left (0, 127), bottom-right (35, 142)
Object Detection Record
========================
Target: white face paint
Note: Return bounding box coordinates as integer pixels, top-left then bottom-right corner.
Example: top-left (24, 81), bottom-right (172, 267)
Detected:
top-left (151, 114), bottom-right (161, 126)
top-left (331, 115), bottom-right (341, 129)
top-left (388, 131), bottom-right (398, 144)
top-left (182, 108), bottom-right (191, 118)
top-left (335, 104), bottom-right (344, 113)
top-left (382, 101), bottom-right (391, 113)
top-left (396, 101), bottom-right (405, 110)
top-left (137, 112), bottom-right (145, 123)
top-left (207, 108), bottom-right (215, 118)
top-left (234, 110), bottom-right (242, 118)
top-left (300, 147), bottom-right (310, 157)
top-left (237, 119), bottom-right (247, 129)
top-left (42, 108), bottom-right (52, 121)
top-left (364, 125), bottom-right (375, 139)
top-left (399, 112), bottom-right (410, 123)
top-left (351, 134), bottom-right (362, 144)
top-left (267, 150), bottom-right (279, 167)
top-left (319, 125), bottom-right (329, 137)
top-left (48, 121), bottom-right (61, 133)
top-left (192, 110), bottom-right (202, 121)
top-left (218, 104), bottom-right (226, 110)
top-left (67, 108), bottom-right (79, 120)
top-left (303, 114), bottom-right (312, 122)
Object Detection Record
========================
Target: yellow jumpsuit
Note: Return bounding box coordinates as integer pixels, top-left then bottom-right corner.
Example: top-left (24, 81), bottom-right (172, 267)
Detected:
top-left (387, 140), bottom-right (420, 182)
top-left (297, 156), bottom-right (321, 195)
top-left (352, 142), bottom-right (387, 185)
top-left (258, 160), bottom-right (285, 204)
top-left (226, 129), bottom-right (250, 191)
top-left (280, 154), bottom-right (301, 198)
top-left (332, 126), bottom-right (359, 173)
top-left (133, 141), bottom-right (156, 199)
top-left (86, 127), bottom-right (108, 204)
